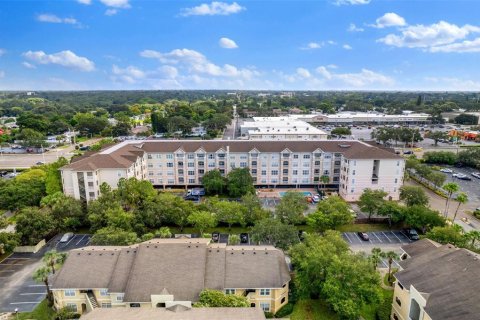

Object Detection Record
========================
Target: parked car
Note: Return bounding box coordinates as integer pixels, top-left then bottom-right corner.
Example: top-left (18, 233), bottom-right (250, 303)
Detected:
top-left (240, 233), bottom-right (249, 244)
top-left (312, 195), bottom-right (321, 203)
top-left (211, 232), bottom-right (220, 243)
top-left (357, 232), bottom-right (369, 241)
top-left (184, 195), bottom-right (200, 201)
top-left (187, 188), bottom-right (205, 196)
top-left (35, 161), bottom-right (45, 165)
top-left (471, 172), bottom-right (480, 179)
top-left (60, 232), bottom-right (74, 243)
top-left (403, 228), bottom-right (420, 240)
top-left (440, 168), bottom-right (453, 173)
top-left (403, 150), bottom-right (413, 155)
top-left (453, 173), bottom-right (471, 180)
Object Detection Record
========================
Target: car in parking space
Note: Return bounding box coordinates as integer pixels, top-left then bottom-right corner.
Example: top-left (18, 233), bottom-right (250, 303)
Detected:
top-left (357, 232), bottom-right (369, 241)
top-left (403, 228), bottom-right (420, 240)
top-left (403, 150), bottom-right (414, 155)
top-left (184, 195), bottom-right (200, 201)
top-left (35, 161), bottom-right (45, 165)
top-left (440, 168), bottom-right (453, 173)
top-left (471, 172), bottom-right (480, 179)
top-left (211, 232), bottom-right (220, 243)
top-left (240, 233), bottom-right (248, 244)
top-left (60, 232), bottom-right (74, 243)
top-left (453, 173), bottom-right (472, 180)
top-left (312, 195), bottom-right (321, 203)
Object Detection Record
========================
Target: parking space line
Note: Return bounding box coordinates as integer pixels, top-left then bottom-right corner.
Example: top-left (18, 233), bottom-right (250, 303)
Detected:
top-left (20, 293), bottom-right (45, 295)
top-left (0, 270), bottom-right (15, 272)
top-left (10, 302), bottom-right (39, 305)
top-left (75, 235), bottom-right (87, 245)
top-left (62, 234), bottom-right (78, 247)
top-left (28, 285), bottom-right (45, 287)
top-left (399, 231), bottom-right (413, 243)
top-left (381, 232), bottom-right (392, 243)
top-left (390, 231), bottom-right (402, 242)
top-left (343, 233), bottom-right (352, 243)
top-left (354, 233), bottom-right (363, 242)
top-left (5, 257), bottom-right (30, 260)
top-left (371, 232), bottom-right (382, 243)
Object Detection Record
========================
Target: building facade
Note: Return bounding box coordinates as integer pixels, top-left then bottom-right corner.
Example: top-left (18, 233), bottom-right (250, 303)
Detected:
top-left (240, 117), bottom-right (328, 140)
top-left (51, 239), bottom-right (290, 315)
top-left (60, 140), bottom-right (404, 202)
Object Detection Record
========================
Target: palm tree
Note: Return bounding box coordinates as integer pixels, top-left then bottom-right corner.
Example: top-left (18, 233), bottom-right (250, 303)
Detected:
top-left (42, 250), bottom-right (67, 275)
top-left (452, 192), bottom-right (468, 222)
top-left (381, 251), bottom-right (399, 283)
top-left (369, 247), bottom-right (383, 271)
top-left (465, 230), bottom-right (480, 248)
top-left (443, 182), bottom-right (460, 218)
top-left (319, 175), bottom-right (329, 192)
top-left (33, 266), bottom-right (53, 302)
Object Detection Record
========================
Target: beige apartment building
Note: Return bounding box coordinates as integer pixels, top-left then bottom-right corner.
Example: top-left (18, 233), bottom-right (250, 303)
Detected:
top-left (51, 239), bottom-right (290, 316)
top-left (60, 140), bottom-right (404, 202)
top-left (391, 239), bottom-right (480, 320)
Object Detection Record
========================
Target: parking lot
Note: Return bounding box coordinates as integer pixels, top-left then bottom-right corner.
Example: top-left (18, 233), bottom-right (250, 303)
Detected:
top-left (0, 234), bottom-right (92, 312)
top-left (437, 167), bottom-right (480, 209)
top-left (342, 230), bottom-right (414, 246)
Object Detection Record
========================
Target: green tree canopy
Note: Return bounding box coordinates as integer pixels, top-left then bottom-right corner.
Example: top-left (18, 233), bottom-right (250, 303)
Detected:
top-left (15, 207), bottom-right (56, 245)
top-left (306, 196), bottom-right (354, 232)
top-left (250, 218), bottom-right (299, 250)
top-left (275, 191), bottom-right (308, 225)
top-left (358, 189), bottom-right (387, 219)
top-left (194, 289), bottom-right (249, 308)
top-left (202, 170), bottom-right (227, 195)
top-left (90, 226), bottom-right (138, 245)
top-left (226, 168), bottom-right (255, 198)
top-left (400, 185), bottom-right (429, 207)
top-left (188, 210), bottom-right (217, 236)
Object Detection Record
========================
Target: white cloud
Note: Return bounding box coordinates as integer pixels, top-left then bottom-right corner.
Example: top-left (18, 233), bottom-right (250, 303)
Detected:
top-left (343, 44), bottom-right (353, 50)
top-left (429, 37), bottom-right (480, 53)
top-left (219, 37), bottom-right (238, 49)
top-left (424, 76), bottom-right (480, 90)
top-left (316, 66), bottom-right (332, 79)
top-left (296, 68), bottom-right (311, 79)
top-left (140, 48), bottom-right (259, 80)
top-left (0, 49), bottom-right (5, 57)
top-left (100, 0), bottom-right (130, 8)
top-left (378, 21), bottom-right (480, 50)
top-left (347, 23), bottom-right (364, 32)
top-left (112, 64), bottom-right (146, 84)
top-left (301, 42), bottom-right (323, 50)
top-left (333, 68), bottom-right (394, 87)
top-left (36, 14), bottom-right (79, 25)
top-left (334, 0), bottom-right (370, 5)
top-left (326, 64), bottom-right (338, 69)
top-left (22, 62), bottom-right (36, 69)
top-left (373, 13), bottom-right (406, 28)
top-left (77, 0), bottom-right (91, 4)
top-left (105, 9), bottom-right (118, 16)
top-left (0, 71), bottom-right (4, 78)
top-left (181, 2), bottom-right (245, 16)
top-left (23, 50), bottom-right (95, 72)
top-left (158, 66), bottom-right (179, 79)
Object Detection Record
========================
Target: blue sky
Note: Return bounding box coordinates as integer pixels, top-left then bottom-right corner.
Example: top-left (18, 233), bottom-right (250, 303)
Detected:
top-left (1, 0), bottom-right (480, 90)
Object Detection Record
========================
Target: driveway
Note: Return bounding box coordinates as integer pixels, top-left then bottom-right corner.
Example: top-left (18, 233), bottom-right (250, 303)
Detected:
top-left (0, 234), bottom-right (92, 312)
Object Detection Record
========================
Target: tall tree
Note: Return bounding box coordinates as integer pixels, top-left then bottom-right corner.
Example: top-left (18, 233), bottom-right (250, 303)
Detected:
top-left (358, 189), bottom-right (387, 220)
top-left (202, 170), bottom-right (227, 195)
top-left (187, 211), bottom-right (217, 236)
top-left (306, 196), bottom-right (354, 232)
top-left (369, 247), bottom-right (383, 271)
top-left (275, 191), bottom-right (308, 225)
top-left (33, 266), bottom-right (53, 303)
top-left (443, 182), bottom-right (460, 218)
top-left (226, 168), bottom-right (255, 198)
top-left (453, 192), bottom-right (468, 222)
top-left (400, 185), bottom-right (429, 207)
top-left (250, 218), bottom-right (299, 250)
top-left (240, 193), bottom-right (269, 226)
top-left (42, 250), bottom-right (67, 275)
top-left (213, 200), bottom-right (245, 230)
top-left (381, 251), bottom-right (399, 283)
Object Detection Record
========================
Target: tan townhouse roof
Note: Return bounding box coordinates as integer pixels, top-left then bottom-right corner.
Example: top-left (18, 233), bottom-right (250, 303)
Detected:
top-left (80, 307), bottom-right (266, 320)
top-left (51, 239), bottom-right (290, 303)
top-left (61, 139), bottom-right (400, 172)
top-left (396, 243), bottom-right (480, 320)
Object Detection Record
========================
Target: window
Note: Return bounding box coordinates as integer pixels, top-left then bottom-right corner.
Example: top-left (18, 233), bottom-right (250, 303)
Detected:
top-left (281, 297), bottom-right (286, 304)
top-left (225, 289), bottom-right (236, 295)
top-left (88, 182), bottom-right (94, 187)
top-left (149, 171), bottom-right (154, 176)
top-left (89, 192), bottom-right (95, 198)
top-left (197, 153), bottom-right (205, 159)
top-left (167, 162), bottom-right (173, 168)
top-left (259, 289), bottom-right (270, 296)
top-left (271, 170), bottom-right (279, 175)
top-left (178, 169), bottom-right (184, 175)
top-left (293, 170), bottom-right (298, 175)
top-left (393, 314), bottom-right (399, 320)
top-left (395, 297), bottom-right (401, 306)
top-left (303, 154), bottom-right (310, 159)
top-left (87, 172), bottom-right (93, 177)
top-left (179, 177), bottom-right (184, 183)
top-left (283, 161), bottom-right (289, 166)
top-left (188, 179), bottom-right (196, 184)
top-left (395, 178), bottom-right (398, 183)
top-left (260, 302), bottom-right (270, 312)
top-left (251, 169), bottom-right (257, 174)
top-left (116, 294), bottom-right (124, 302)
top-left (100, 289), bottom-right (108, 296)
top-left (188, 154), bottom-right (195, 159)
top-left (198, 161), bottom-right (204, 166)
top-left (188, 170), bottom-right (195, 176)
top-left (240, 162), bottom-right (247, 168)
top-left (101, 303), bottom-right (112, 308)
top-left (156, 154), bottom-right (162, 159)
top-left (398, 282), bottom-right (404, 290)
top-left (130, 303), bottom-right (141, 308)
top-left (188, 162), bottom-right (195, 167)
top-left (166, 154), bottom-right (173, 160)
top-left (271, 162), bottom-right (279, 167)
top-left (303, 162), bottom-right (310, 167)
top-left (293, 154), bottom-right (299, 159)
top-left (283, 169), bottom-right (288, 174)
top-left (314, 161), bottom-right (320, 165)
top-left (352, 170), bottom-right (356, 175)
top-left (167, 179), bottom-right (174, 184)
top-left (323, 170), bottom-right (330, 175)
top-left (64, 289), bottom-right (75, 297)
top-left (198, 169), bottom-right (205, 174)
top-left (148, 154), bottom-right (152, 159)
top-left (282, 177), bottom-right (288, 182)
top-left (66, 303), bottom-right (77, 312)
top-left (251, 161), bottom-right (257, 166)
top-left (302, 170), bottom-right (309, 175)
top-left (167, 171), bottom-right (174, 176)
top-left (261, 170), bottom-right (267, 176)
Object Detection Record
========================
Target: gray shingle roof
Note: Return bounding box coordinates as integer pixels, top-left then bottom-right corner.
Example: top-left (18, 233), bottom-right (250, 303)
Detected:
top-left (51, 239), bottom-right (290, 303)
top-left (401, 238), bottom-right (441, 258)
top-left (396, 243), bottom-right (480, 320)
top-left (79, 307), bottom-right (266, 320)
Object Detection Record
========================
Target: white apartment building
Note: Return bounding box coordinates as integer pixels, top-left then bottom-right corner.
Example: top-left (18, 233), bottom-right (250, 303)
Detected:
top-left (299, 112), bottom-right (430, 125)
top-left (240, 117), bottom-right (328, 140)
top-left (60, 140), bottom-right (404, 202)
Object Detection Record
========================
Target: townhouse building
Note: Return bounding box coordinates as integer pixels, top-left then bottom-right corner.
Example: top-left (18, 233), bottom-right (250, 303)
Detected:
top-left (51, 239), bottom-right (290, 316)
top-left (391, 239), bottom-right (480, 320)
top-left (60, 140), bottom-right (404, 202)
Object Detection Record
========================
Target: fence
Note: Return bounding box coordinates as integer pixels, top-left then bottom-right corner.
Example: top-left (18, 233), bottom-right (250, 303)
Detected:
top-left (14, 239), bottom-right (46, 253)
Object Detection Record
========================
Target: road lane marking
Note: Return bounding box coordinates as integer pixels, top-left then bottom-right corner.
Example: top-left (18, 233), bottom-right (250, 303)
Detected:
top-left (372, 232), bottom-right (382, 243)
top-left (76, 235), bottom-right (86, 246)
top-left (382, 232), bottom-right (392, 243)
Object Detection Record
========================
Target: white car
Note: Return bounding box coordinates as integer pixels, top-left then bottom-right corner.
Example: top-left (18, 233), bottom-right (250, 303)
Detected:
top-left (312, 195), bottom-right (321, 203)
top-left (472, 172), bottom-right (480, 179)
top-left (440, 168), bottom-right (453, 173)
top-left (60, 232), bottom-right (74, 243)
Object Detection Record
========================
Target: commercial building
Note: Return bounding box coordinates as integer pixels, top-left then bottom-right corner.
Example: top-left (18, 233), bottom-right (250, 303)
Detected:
top-left (60, 140), bottom-right (404, 202)
top-left (391, 239), bottom-right (480, 320)
top-left (51, 238), bottom-right (290, 315)
top-left (304, 112), bottom-right (430, 125)
top-left (240, 117), bottom-right (328, 140)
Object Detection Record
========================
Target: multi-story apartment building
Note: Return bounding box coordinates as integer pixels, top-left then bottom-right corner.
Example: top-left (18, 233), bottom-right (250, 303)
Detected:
top-left (51, 239), bottom-right (290, 315)
top-left (60, 140), bottom-right (404, 202)
top-left (391, 239), bottom-right (480, 320)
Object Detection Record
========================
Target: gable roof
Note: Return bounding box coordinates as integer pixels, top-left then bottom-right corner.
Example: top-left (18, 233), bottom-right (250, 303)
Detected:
top-left (395, 243), bottom-right (480, 320)
top-left (51, 239), bottom-right (290, 303)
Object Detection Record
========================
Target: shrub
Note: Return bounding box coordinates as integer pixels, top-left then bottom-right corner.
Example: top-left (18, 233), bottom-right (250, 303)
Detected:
top-left (264, 312), bottom-right (275, 318)
top-left (375, 297), bottom-right (392, 320)
top-left (275, 302), bottom-right (294, 318)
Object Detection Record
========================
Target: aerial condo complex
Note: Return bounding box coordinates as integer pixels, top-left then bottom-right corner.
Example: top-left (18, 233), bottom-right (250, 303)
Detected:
top-left (1, 1), bottom-right (480, 320)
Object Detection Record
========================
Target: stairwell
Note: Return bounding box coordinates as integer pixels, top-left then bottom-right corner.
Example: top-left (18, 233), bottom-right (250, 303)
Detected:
top-left (86, 291), bottom-right (99, 309)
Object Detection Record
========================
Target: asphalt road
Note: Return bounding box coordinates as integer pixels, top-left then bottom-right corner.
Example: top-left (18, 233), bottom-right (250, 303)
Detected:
top-left (0, 234), bottom-right (92, 312)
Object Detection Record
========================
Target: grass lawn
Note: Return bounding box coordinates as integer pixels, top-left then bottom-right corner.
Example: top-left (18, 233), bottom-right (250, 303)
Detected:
top-left (17, 299), bottom-right (55, 320)
top-left (290, 299), bottom-right (339, 320)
